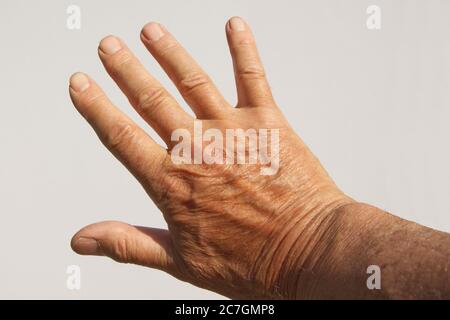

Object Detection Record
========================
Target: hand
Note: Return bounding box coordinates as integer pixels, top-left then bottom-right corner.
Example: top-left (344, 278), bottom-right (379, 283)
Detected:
top-left (69, 17), bottom-right (352, 299)
top-left (70, 17), bottom-right (450, 300)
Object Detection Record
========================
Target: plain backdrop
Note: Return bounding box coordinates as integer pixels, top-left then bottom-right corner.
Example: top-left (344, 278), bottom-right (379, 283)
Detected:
top-left (0, 0), bottom-right (449, 299)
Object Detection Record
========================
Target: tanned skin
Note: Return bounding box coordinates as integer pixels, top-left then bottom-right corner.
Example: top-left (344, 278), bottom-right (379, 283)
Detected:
top-left (69, 17), bottom-right (450, 299)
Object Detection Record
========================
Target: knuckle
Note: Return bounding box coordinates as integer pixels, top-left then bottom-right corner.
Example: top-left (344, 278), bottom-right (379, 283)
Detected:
top-left (237, 65), bottom-right (266, 81)
top-left (156, 39), bottom-right (180, 58)
top-left (109, 51), bottom-right (134, 75)
top-left (77, 93), bottom-right (108, 119)
top-left (105, 122), bottom-right (137, 152)
top-left (113, 236), bottom-right (132, 263)
top-left (178, 72), bottom-right (210, 96)
top-left (83, 92), bottom-right (107, 110)
top-left (232, 37), bottom-right (256, 51)
top-left (136, 86), bottom-right (169, 118)
top-left (237, 37), bottom-right (255, 47)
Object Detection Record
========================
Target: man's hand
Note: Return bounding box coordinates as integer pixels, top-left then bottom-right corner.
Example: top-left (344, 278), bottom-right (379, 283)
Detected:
top-left (69, 17), bottom-right (450, 299)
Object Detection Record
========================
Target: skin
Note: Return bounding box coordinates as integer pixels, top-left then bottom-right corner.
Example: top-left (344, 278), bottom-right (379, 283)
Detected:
top-left (69, 17), bottom-right (450, 299)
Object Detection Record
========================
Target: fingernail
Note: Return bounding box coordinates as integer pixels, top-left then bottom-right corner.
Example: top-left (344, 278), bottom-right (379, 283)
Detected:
top-left (229, 17), bottom-right (246, 32)
top-left (141, 22), bottom-right (164, 42)
top-left (73, 237), bottom-right (101, 255)
top-left (69, 73), bottom-right (90, 93)
top-left (99, 35), bottom-right (122, 55)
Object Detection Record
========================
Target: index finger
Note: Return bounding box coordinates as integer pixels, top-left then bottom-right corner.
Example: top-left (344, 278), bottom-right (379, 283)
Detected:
top-left (69, 72), bottom-right (167, 193)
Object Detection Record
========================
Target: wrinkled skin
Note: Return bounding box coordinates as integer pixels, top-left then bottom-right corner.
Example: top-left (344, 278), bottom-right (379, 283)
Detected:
top-left (70, 17), bottom-right (450, 299)
top-left (69, 17), bottom-right (352, 299)
top-left (157, 116), bottom-right (352, 299)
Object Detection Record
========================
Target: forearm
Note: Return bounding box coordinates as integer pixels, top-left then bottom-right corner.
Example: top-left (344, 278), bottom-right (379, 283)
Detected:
top-left (302, 203), bottom-right (450, 299)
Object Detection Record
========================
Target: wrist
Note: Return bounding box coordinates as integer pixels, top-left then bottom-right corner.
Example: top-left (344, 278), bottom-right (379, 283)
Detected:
top-left (255, 190), bottom-right (355, 299)
top-left (295, 202), bottom-right (392, 299)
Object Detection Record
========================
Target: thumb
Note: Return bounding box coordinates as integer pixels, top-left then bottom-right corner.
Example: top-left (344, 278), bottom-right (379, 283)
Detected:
top-left (71, 221), bottom-right (177, 274)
